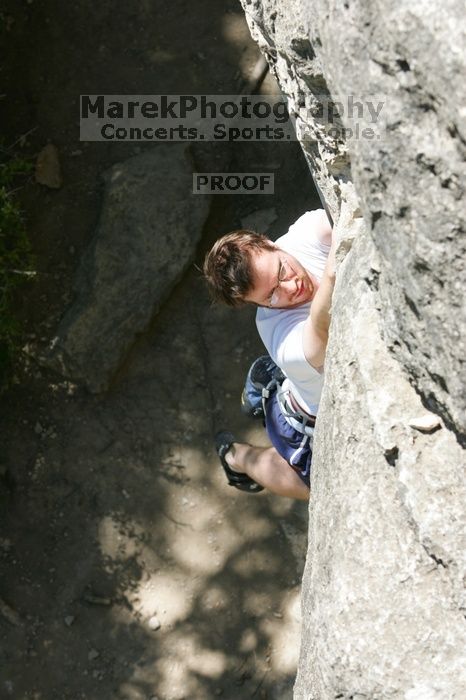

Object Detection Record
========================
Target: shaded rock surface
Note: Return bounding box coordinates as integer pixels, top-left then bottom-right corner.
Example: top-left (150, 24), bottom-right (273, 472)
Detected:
top-left (239, 0), bottom-right (466, 697)
top-left (45, 145), bottom-right (210, 392)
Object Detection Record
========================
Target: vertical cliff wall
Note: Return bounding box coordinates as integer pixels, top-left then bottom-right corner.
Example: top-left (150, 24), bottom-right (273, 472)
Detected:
top-left (239, 1), bottom-right (466, 697)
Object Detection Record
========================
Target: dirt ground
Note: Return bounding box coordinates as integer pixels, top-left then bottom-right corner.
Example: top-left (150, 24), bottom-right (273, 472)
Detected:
top-left (0, 2), bottom-right (320, 698)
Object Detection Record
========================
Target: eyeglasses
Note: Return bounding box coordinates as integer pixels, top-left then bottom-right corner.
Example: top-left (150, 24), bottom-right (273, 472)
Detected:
top-left (268, 257), bottom-right (295, 307)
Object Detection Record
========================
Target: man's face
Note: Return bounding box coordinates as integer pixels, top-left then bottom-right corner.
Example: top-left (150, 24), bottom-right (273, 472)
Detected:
top-left (244, 246), bottom-right (319, 309)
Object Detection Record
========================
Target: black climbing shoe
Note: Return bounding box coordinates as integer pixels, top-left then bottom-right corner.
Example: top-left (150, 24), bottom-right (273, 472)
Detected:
top-left (214, 431), bottom-right (264, 494)
top-left (241, 355), bottom-right (285, 420)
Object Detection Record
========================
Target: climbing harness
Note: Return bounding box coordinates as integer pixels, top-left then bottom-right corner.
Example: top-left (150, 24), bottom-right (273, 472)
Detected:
top-left (275, 386), bottom-right (315, 440)
top-left (241, 355), bottom-right (316, 439)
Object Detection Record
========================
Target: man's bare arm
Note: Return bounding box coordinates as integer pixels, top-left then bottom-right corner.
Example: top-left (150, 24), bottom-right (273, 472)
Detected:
top-left (302, 227), bottom-right (337, 371)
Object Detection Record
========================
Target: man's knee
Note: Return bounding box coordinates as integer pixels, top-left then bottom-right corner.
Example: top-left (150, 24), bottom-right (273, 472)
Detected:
top-left (265, 446), bottom-right (289, 468)
top-left (268, 446), bottom-right (310, 491)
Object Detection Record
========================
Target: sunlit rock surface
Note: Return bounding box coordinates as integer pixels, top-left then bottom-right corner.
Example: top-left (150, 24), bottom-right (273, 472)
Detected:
top-left (240, 0), bottom-right (466, 697)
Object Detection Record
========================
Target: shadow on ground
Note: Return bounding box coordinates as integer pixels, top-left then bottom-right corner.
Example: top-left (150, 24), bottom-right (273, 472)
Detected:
top-left (0, 1), bottom-right (319, 698)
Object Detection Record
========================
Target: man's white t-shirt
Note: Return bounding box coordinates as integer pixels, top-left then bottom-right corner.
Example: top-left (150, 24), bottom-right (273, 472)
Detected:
top-left (255, 209), bottom-right (331, 416)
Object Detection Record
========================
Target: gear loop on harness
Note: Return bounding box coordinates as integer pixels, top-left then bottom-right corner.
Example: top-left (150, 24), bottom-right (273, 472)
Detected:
top-left (275, 384), bottom-right (316, 439)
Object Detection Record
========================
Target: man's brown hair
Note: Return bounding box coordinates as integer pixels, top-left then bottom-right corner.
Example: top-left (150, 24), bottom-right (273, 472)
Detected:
top-left (203, 230), bottom-right (275, 307)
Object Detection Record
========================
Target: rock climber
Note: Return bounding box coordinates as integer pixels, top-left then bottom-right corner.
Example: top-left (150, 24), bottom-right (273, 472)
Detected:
top-left (203, 208), bottom-right (337, 500)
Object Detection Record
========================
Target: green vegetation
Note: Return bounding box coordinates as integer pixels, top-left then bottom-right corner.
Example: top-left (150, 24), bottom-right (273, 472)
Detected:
top-left (0, 149), bottom-right (34, 388)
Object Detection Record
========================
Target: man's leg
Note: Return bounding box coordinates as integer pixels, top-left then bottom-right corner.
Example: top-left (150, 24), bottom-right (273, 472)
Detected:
top-left (224, 441), bottom-right (310, 501)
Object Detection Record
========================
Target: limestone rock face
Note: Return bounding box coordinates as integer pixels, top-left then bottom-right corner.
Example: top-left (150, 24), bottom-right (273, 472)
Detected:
top-left (46, 146), bottom-right (210, 392)
top-left (240, 0), bottom-right (466, 697)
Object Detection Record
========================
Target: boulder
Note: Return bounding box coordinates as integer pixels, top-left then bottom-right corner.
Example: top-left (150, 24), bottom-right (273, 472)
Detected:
top-left (46, 145), bottom-right (210, 392)
top-left (35, 143), bottom-right (62, 189)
